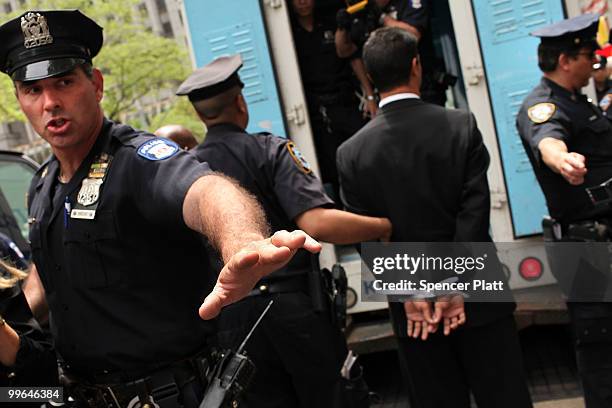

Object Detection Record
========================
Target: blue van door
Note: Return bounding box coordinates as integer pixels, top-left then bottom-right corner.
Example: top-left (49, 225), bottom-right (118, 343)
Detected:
top-left (182, 0), bottom-right (287, 137)
top-left (471, 0), bottom-right (565, 237)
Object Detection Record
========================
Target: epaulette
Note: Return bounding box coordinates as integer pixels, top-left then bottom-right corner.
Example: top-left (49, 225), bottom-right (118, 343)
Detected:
top-left (33, 156), bottom-right (52, 177)
top-left (110, 123), bottom-right (155, 149)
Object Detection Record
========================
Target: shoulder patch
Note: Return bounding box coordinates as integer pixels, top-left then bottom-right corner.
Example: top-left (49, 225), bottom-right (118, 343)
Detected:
top-left (286, 142), bottom-right (312, 174)
top-left (137, 138), bottom-right (180, 161)
top-left (527, 103), bottom-right (556, 124)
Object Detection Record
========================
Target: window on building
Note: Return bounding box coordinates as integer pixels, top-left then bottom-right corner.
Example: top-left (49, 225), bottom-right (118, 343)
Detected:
top-left (155, 0), bottom-right (168, 15)
top-left (162, 21), bottom-right (173, 38)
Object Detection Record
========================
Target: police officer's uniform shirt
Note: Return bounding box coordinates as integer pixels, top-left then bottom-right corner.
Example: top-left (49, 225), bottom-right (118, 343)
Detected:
top-left (27, 119), bottom-right (215, 375)
top-left (517, 77), bottom-right (612, 223)
top-left (193, 123), bottom-right (333, 275)
top-left (387, 0), bottom-right (436, 71)
top-left (291, 15), bottom-right (354, 97)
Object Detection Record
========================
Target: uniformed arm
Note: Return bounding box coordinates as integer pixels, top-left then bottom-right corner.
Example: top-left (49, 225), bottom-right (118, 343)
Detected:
top-left (1, 262), bottom-right (54, 369)
top-left (350, 58), bottom-right (378, 118)
top-left (538, 138), bottom-right (587, 185)
top-left (183, 174), bottom-right (321, 319)
top-left (295, 207), bottom-right (390, 244)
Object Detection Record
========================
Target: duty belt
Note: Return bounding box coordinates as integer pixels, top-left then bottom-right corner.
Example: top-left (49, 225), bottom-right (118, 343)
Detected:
top-left (59, 348), bottom-right (218, 408)
top-left (543, 216), bottom-right (612, 242)
top-left (310, 90), bottom-right (357, 107)
top-left (248, 273), bottom-right (309, 297)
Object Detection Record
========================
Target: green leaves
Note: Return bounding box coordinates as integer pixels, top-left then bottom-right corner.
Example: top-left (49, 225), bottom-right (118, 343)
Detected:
top-left (0, 0), bottom-right (192, 131)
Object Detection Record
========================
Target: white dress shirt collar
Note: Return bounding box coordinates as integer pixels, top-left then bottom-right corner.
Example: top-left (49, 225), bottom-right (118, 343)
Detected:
top-left (379, 92), bottom-right (420, 109)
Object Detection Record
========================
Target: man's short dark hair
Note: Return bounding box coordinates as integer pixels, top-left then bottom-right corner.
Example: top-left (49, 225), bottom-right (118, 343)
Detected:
top-left (363, 27), bottom-right (418, 93)
top-left (537, 42), bottom-right (591, 72)
top-left (80, 61), bottom-right (93, 78)
top-left (192, 85), bottom-right (241, 120)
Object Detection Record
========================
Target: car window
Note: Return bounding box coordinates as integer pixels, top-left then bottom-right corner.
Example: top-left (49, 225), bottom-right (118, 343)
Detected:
top-left (0, 157), bottom-right (37, 240)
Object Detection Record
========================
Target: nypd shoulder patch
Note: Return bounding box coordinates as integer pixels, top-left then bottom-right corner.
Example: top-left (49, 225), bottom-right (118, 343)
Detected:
top-left (286, 142), bottom-right (312, 174)
top-left (527, 102), bottom-right (556, 124)
top-left (137, 138), bottom-right (180, 161)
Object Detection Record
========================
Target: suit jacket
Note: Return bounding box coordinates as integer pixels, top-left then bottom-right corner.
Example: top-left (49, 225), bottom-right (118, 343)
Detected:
top-left (336, 98), bottom-right (515, 335)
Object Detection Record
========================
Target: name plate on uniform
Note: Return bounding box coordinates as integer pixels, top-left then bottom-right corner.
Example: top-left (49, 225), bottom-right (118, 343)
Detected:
top-left (70, 209), bottom-right (96, 220)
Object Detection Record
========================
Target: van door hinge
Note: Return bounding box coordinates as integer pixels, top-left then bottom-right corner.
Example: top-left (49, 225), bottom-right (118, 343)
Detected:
top-left (465, 63), bottom-right (484, 86)
top-left (491, 189), bottom-right (507, 209)
top-left (264, 0), bottom-right (283, 8)
top-left (286, 104), bottom-right (306, 126)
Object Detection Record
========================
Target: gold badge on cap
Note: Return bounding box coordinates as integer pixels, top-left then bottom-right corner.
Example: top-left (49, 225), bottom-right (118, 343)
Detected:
top-left (21, 12), bottom-right (53, 49)
top-left (527, 103), bottom-right (556, 124)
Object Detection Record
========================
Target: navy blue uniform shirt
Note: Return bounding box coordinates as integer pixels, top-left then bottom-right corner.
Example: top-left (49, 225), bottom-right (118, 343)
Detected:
top-left (27, 119), bottom-right (215, 376)
top-left (517, 77), bottom-right (612, 224)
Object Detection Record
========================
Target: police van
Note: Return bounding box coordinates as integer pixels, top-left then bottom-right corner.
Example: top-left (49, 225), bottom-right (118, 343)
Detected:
top-left (179, 0), bottom-right (604, 348)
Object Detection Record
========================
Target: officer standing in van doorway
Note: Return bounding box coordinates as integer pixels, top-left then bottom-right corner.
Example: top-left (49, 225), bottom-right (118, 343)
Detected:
top-left (516, 14), bottom-right (612, 408)
top-left (177, 54), bottom-right (392, 408)
top-left (372, 0), bottom-right (449, 106)
top-left (290, 0), bottom-right (373, 200)
top-left (0, 9), bottom-right (321, 407)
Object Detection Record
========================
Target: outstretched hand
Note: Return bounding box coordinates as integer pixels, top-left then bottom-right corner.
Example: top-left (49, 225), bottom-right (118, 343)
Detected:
top-left (199, 230), bottom-right (321, 320)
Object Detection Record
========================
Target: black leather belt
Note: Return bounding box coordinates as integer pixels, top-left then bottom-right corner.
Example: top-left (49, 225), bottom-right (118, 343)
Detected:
top-left (60, 348), bottom-right (217, 408)
top-left (248, 274), bottom-right (309, 297)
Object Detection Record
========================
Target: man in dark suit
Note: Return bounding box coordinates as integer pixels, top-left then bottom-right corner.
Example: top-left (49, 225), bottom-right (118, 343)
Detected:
top-left (336, 27), bottom-right (532, 408)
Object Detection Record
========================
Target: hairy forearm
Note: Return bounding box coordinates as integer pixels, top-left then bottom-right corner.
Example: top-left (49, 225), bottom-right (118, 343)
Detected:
top-left (0, 323), bottom-right (19, 366)
top-left (183, 173), bottom-right (270, 262)
top-left (296, 208), bottom-right (389, 244)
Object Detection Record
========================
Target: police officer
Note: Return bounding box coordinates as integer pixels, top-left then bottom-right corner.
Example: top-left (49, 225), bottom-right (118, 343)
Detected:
top-left (380, 0), bottom-right (450, 106)
top-left (290, 0), bottom-right (373, 199)
top-left (338, 0), bottom-right (448, 106)
top-left (0, 9), bottom-right (320, 407)
top-left (177, 54), bottom-right (391, 407)
top-left (516, 13), bottom-right (612, 408)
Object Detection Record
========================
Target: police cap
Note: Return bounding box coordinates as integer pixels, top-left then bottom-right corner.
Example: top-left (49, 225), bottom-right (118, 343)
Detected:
top-left (531, 13), bottom-right (601, 49)
top-left (0, 10), bottom-right (103, 81)
top-left (176, 55), bottom-right (243, 102)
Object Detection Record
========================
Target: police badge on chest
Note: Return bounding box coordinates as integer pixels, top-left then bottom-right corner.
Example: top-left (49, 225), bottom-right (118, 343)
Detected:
top-left (71, 153), bottom-right (112, 220)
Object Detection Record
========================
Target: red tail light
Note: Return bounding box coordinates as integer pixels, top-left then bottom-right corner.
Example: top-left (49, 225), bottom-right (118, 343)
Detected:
top-left (519, 257), bottom-right (543, 281)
